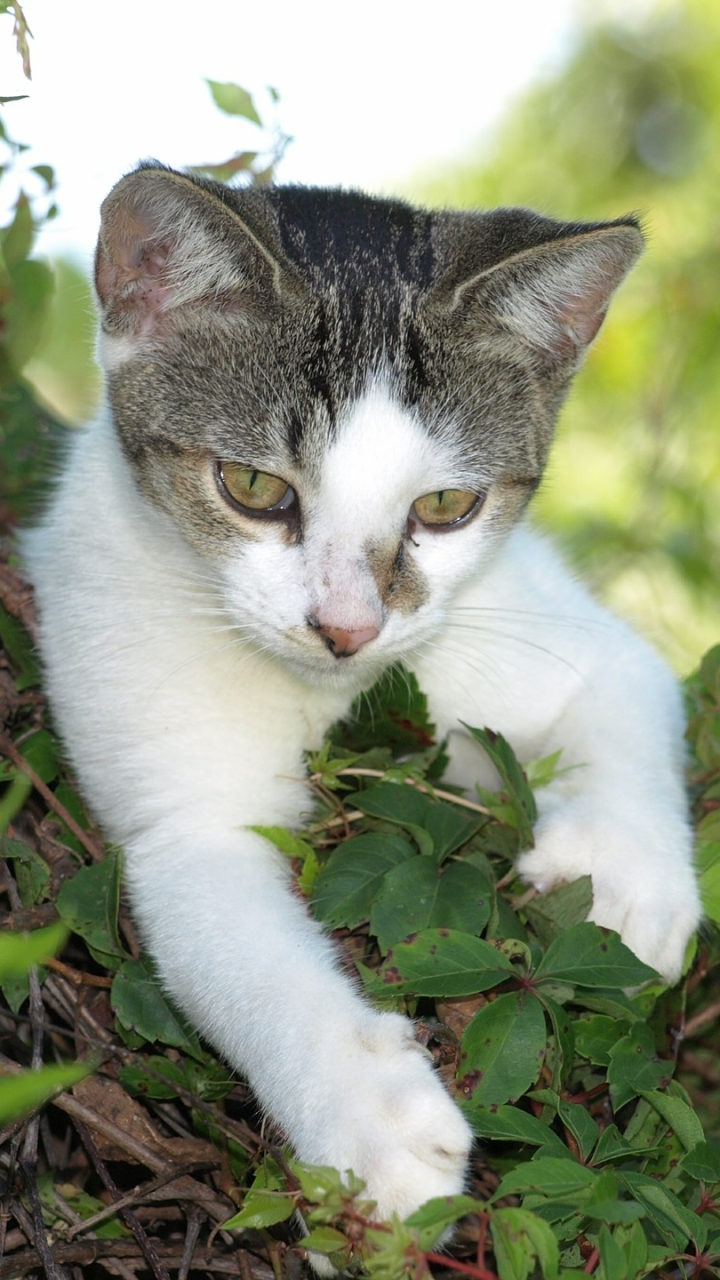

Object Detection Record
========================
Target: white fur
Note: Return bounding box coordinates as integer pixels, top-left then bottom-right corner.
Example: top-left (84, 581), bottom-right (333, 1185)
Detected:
top-left (23, 382), bottom-right (700, 1220)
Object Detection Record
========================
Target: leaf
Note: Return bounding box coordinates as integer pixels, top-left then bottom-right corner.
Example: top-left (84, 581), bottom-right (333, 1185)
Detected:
top-left (350, 781), bottom-right (436, 856)
top-left (370, 858), bottom-right (493, 953)
top-left (463, 724), bottom-right (537, 845)
top-left (18, 729), bottom-right (60, 783)
top-left (523, 877), bottom-right (593, 948)
top-left (458, 991), bottom-right (547, 1107)
top-left (423, 803), bottom-right (482, 861)
top-left (638, 1089), bottom-right (705, 1152)
top-left (596, 1223), bottom-right (627, 1279)
top-left (2, 837), bottom-right (50, 905)
top-left (57, 852), bottom-right (125, 969)
top-left (0, 602), bottom-right (40, 688)
top-left (206, 80), bottom-right (262, 124)
top-left (222, 1191), bottom-right (296, 1230)
top-left (336, 663), bottom-right (436, 754)
top-left (574, 1015), bottom-right (631, 1065)
top-left (371, 929), bottom-right (516, 998)
top-left (298, 1226), bottom-right (350, 1256)
top-left (0, 921), bottom-right (67, 979)
top-left (680, 1140), bottom-right (720, 1184)
top-left (534, 922), bottom-right (658, 988)
top-left (620, 1172), bottom-right (707, 1251)
top-left (467, 1104), bottom-right (566, 1150)
top-left (111, 958), bottom-right (198, 1051)
top-left (0, 1061), bottom-right (91, 1125)
top-left (311, 833), bottom-right (415, 928)
top-left (490, 1206), bottom-right (560, 1280)
top-left (557, 1101), bottom-right (599, 1163)
top-left (404, 1194), bottom-right (481, 1248)
top-left (253, 825), bottom-right (316, 862)
top-left (607, 1026), bottom-right (670, 1111)
top-left (494, 1156), bottom-right (597, 1201)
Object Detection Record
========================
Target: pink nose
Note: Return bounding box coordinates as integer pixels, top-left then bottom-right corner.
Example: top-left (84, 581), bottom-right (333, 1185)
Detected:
top-left (316, 624), bottom-right (379, 657)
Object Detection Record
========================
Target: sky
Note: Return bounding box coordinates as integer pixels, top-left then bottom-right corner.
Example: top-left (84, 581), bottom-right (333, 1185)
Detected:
top-left (0, 0), bottom-right (587, 266)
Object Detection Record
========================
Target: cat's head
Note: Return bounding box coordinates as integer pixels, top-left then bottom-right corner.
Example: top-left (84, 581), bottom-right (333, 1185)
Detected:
top-left (93, 164), bottom-right (642, 686)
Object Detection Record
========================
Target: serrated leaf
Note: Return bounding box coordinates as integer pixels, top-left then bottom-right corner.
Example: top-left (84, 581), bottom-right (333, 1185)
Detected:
top-left (371, 928), bottom-right (515, 997)
top-left (534, 923), bottom-right (658, 988)
top-left (370, 858), bottom-right (492, 953)
top-left (524, 877), bottom-right (593, 948)
top-left (311, 833), bottom-right (415, 928)
top-left (458, 991), bottom-right (546, 1107)
top-left (206, 79), bottom-right (262, 124)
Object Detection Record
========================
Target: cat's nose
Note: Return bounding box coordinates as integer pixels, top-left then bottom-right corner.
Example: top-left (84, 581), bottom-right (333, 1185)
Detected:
top-left (313, 622), bottom-right (380, 657)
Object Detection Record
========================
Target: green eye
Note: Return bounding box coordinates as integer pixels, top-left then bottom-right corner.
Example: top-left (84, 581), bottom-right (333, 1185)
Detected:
top-left (218, 462), bottom-right (295, 514)
top-left (412, 489), bottom-right (480, 527)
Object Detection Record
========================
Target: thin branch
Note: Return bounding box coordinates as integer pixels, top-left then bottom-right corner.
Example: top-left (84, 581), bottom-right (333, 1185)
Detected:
top-left (0, 735), bottom-right (104, 862)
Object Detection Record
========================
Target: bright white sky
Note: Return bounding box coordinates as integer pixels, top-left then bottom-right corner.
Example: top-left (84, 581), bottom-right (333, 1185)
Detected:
top-left (0, 0), bottom-right (648, 266)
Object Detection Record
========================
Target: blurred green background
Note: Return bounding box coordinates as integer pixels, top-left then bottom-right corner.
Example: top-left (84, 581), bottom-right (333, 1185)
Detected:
top-left (2, 0), bottom-right (719, 673)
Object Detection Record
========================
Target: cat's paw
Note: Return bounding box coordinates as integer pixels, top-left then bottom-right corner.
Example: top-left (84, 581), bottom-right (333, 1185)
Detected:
top-left (517, 804), bottom-right (700, 985)
top-left (301, 1012), bottom-right (472, 1221)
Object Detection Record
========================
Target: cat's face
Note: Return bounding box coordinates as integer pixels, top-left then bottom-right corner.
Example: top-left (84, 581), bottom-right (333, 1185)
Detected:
top-left (94, 166), bottom-right (643, 686)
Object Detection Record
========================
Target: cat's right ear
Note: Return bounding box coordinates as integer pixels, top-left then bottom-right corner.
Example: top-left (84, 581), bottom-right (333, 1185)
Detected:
top-left (95, 165), bottom-right (292, 341)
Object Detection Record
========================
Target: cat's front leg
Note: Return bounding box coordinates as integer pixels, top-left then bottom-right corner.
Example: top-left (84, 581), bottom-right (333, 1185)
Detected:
top-left (514, 641), bottom-right (701, 984)
top-left (125, 826), bottom-right (472, 1220)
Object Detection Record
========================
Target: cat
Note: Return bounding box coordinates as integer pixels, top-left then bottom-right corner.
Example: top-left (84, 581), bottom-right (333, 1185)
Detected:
top-left (23, 163), bottom-right (701, 1222)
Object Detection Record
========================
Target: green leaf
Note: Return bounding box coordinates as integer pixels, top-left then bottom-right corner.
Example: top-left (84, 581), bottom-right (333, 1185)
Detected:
top-left (557, 1101), bottom-right (599, 1163)
top-left (0, 921), bottom-right (67, 979)
top-left (596, 1223), bottom-right (627, 1280)
top-left (0, 1060), bottom-right (91, 1125)
top-left (494, 1156), bottom-right (597, 1201)
top-left (463, 724), bottom-right (537, 845)
top-left (350, 781), bottom-right (436, 856)
top-left (638, 1089), bottom-right (705, 1152)
top-left (336, 663), bottom-right (436, 754)
top-left (57, 852), bottom-right (125, 969)
top-left (404, 1194), bottom-right (481, 1248)
top-left (467, 1104), bottom-right (565, 1149)
top-left (206, 80), bottom-right (262, 124)
top-left (523, 877), bottom-right (593, 948)
top-left (607, 1026), bottom-right (670, 1111)
top-left (620, 1172), bottom-right (707, 1251)
top-left (311, 833), bottom-right (415, 928)
top-left (371, 928), bottom-right (516, 998)
top-left (298, 1226), bottom-right (350, 1256)
top-left (574, 1015), bottom-right (631, 1066)
top-left (534, 923), bottom-right (658, 988)
top-left (120, 1054), bottom-right (234, 1102)
top-left (490, 1206), bottom-right (560, 1280)
top-left (423, 803), bottom-right (482, 861)
top-left (458, 991), bottom-right (547, 1107)
top-left (253, 825), bottom-right (316, 862)
top-left (18, 729), bottom-right (61, 783)
top-left (222, 1191), bottom-right (296, 1230)
top-left (111, 957), bottom-right (198, 1050)
top-left (2, 837), bottom-right (50, 905)
top-left (680, 1140), bottom-right (720, 1184)
top-left (370, 858), bottom-right (493, 953)
top-left (0, 602), bottom-right (40, 688)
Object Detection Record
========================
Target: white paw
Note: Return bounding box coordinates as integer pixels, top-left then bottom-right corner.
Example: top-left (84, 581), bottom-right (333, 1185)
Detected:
top-left (517, 802), bottom-right (701, 985)
top-left (298, 1012), bottom-right (472, 1221)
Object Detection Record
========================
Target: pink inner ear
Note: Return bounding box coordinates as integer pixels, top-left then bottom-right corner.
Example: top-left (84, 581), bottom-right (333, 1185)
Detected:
top-left (96, 217), bottom-right (176, 336)
top-left (547, 287), bottom-right (608, 359)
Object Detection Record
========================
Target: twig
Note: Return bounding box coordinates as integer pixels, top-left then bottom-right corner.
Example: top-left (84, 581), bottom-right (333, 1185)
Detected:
top-left (313, 766), bottom-right (491, 816)
top-left (0, 734), bottom-right (104, 862)
top-left (0, 1239), bottom-right (275, 1277)
top-left (45, 957), bottom-right (112, 989)
top-left (75, 1119), bottom-right (172, 1280)
top-left (178, 1205), bottom-right (205, 1280)
top-left (684, 996), bottom-right (720, 1039)
top-left (65, 1162), bottom-right (218, 1240)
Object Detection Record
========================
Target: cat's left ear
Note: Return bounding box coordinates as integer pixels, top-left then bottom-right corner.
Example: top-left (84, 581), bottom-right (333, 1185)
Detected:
top-left (446, 219), bottom-right (644, 366)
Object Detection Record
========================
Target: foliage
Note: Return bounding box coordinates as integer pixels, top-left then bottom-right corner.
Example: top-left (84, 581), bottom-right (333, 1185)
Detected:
top-left (416, 0), bottom-right (720, 672)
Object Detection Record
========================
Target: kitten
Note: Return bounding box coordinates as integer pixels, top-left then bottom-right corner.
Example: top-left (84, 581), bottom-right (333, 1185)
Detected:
top-left (23, 164), bottom-right (700, 1220)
